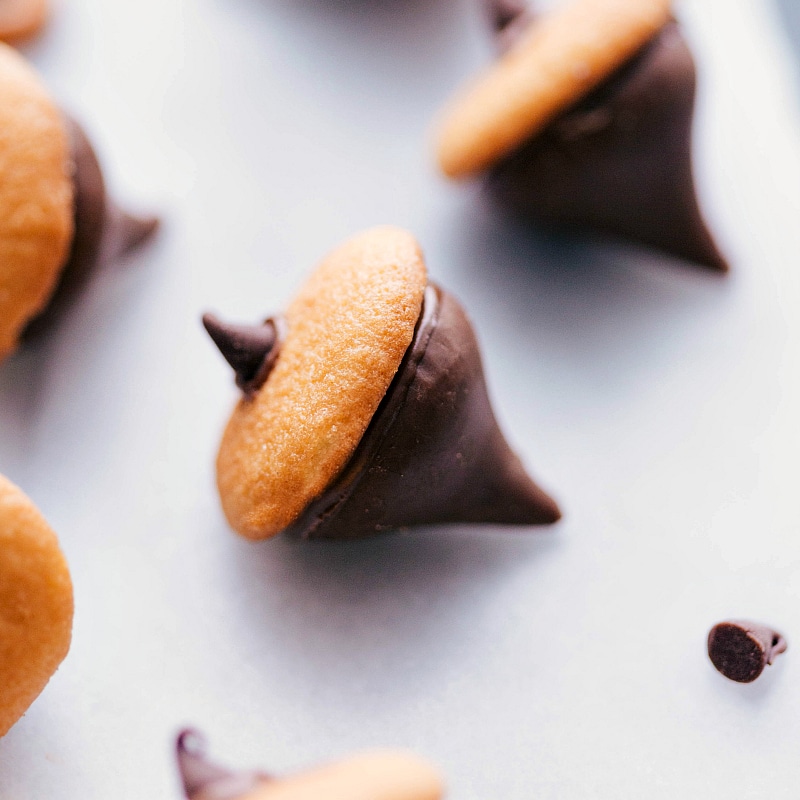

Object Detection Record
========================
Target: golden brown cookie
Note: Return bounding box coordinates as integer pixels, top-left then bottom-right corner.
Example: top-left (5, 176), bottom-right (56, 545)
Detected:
top-left (436, 0), bottom-right (673, 178)
top-left (0, 0), bottom-right (48, 43)
top-left (0, 42), bottom-right (73, 361)
top-left (244, 753), bottom-right (443, 800)
top-left (177, 731), bottom-right (444, 800)
top-left (216, 226), bottom-right (427, 539)
top-left (0, 474), bottom-right (73, 736)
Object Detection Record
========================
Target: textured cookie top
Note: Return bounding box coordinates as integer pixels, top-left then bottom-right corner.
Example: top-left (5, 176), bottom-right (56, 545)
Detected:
top-left (216, 227), bottom-right (427, 539)
top-left (436, 0), bottom-right (673, 178)
top-left (0, 42), bottom-right (73, 361)
top-left (0, 474), bottom-right (73, 736)
top-left (246, 752), bottom-right (443, 800)
top-left (0, 0), bottom-right (48, 42)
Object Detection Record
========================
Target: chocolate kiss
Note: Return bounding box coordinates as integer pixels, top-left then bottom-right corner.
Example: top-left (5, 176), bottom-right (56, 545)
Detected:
top-left (285, 283), bottom-right (561, 539)
top-left (487, 21), bottom-right (728, 271)
top-left (23, 116), bottom-right (159, 338)
top-left (203, 313), bottom-right (284, 396)
top-left (176, 729), bottom-right (271, 800)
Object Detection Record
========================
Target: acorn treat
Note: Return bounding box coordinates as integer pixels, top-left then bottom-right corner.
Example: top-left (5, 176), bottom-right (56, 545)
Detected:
top-left (436, 0), bottom-right (727, 270)
top-left (0, 0), bottom-right (47, 43)
top-left (0, 42), bottom-right (159, 362)
top-left (0, 475), bottom-right (73, 736)
top-left (205, 226), bottom-right (561, 541)
top-left (176, 729), bottom-right (444, 800)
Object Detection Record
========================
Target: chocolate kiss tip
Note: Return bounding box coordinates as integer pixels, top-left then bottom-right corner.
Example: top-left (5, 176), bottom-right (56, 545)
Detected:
top-left (667, 204), bottom-right (729, 272)
top-left (117, 210), bottom-right (160, 256)
top-left (531, 487), bottom-right (562, 525)
top-left (176, 729), bottom-right (233, 798)
top-left (481, 456), bottom-right (562, 527)
top-left (697, 244), bottom-right (729, 273)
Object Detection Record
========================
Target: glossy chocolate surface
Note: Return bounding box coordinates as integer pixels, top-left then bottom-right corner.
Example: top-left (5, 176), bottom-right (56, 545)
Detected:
top-left (23, 116), bottom-right (158, 337)
top-left (202, 313), bottom-right (285, 397)
top-left (284, 283), bottom-right (561, 539)
top-left (487, 20), bottom-right (728, 270)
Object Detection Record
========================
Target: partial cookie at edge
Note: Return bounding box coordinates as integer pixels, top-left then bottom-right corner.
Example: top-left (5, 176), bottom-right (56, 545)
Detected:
top-left (0, 42), bottom-right (73, 360)
top-left (0, 474), bottom-right (73, 736)
top-left (0, 0), bottom-right (48, 43)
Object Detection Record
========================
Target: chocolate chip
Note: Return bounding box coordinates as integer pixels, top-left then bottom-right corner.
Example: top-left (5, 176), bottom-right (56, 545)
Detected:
top-left (176, 729), bottom-right (271, 800)
top-left (707, 621), bottom-right (787, 683)
top-left (203, 313), bottom-right (285, 396)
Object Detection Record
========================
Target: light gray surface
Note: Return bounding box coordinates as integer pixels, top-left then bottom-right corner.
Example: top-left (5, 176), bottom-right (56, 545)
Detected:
top-left (1, 0), bottom-right (800, 797)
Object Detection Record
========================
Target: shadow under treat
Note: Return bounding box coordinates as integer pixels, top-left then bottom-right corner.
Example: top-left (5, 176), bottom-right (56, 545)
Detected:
top-left (223, 526), bottom-right (560, 706)
top-left (0, 340), bottom-right (52, 442)
top-left (267, 0), bottom-right (461, 24)
top-left (230, 0), bottom-right (466, 104)
top-left (0, 239), bottom-right (157, 476)
top-left (774, 0), bottom-right (800, 63)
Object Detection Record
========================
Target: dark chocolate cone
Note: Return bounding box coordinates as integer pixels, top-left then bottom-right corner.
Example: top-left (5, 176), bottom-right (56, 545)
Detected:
top-left (487, 0), bottom-right (527, 30)
top-left (176, 729), bottom-right (271, 800)
top-left (486, 0), bottom-right (536, 53)
top-left (488, 21), bottom-right (727, 271)
top-left (285, 284), bottom-right (561, 540)
top-left (23, 116), bottom-right (159, 338)
top-left (203, 313), bottom-right (285, 396)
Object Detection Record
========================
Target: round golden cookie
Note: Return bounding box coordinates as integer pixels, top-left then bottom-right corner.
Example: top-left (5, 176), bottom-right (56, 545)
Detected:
top-left (0, 0), bottom-right (48, 42)
top-left (436, 0), bottom-right (673, 178)
top-left (0, 41), bottom-right (74, 362)
top-left (244, 752), bottom-right (443, 800)
top-left (0, 474), bottom-right (73, 737)
top-left (216, 226), bottom-right (427, 539)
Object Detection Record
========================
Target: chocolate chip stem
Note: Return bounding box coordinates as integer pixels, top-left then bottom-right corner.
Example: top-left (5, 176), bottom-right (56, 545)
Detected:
top-left (707, 621), bottom-right (787, 683)
top-left (487, 0), bottom-right (529, 31)
top-left (202, 313), bottom-right (285, 396)
top-left (176, 729), bottom-right (271, 800)
top-left (486, 0), bottom-right (535, 52)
